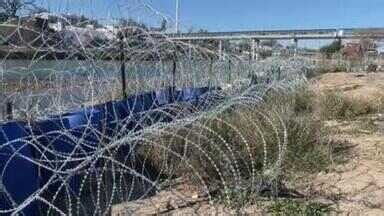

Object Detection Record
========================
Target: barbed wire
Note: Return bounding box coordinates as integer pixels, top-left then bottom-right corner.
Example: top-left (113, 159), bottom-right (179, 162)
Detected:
top-left (0, 1), bottom-right (320, 215)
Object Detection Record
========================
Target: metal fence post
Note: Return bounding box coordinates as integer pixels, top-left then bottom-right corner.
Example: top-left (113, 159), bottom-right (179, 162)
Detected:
top-left (120, 33), bottom-right (127, 99)
top-left (169, 51), bottom-right (177, 102)
top-left (6, 101), bottom-right (13, 120)
top-left (228, 58), bottom-right (232, 83)
top-left (172, 52), bottom-right (177, 88)
top-left (208, 56), bottom-right (213, 87)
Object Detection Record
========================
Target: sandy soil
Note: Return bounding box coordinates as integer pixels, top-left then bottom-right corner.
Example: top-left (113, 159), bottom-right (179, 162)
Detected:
top-left (307, 72), bottom-right (384, 215)
top-left (311, 72), bottom-right (384, 101)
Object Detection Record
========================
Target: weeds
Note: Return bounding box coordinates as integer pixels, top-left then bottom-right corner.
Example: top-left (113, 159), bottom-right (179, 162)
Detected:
top-left (138, 85), bottom-right (338, 208)
top-left (137, 80), bottom-right (384, 212)
top-left (318, 91), bottom-right (380, 120)
top-left (345, 117), bottom-right (378, 135)
top-left (262, 86), bottom-right (331, 174)
top-left (267, 199), bottom-right (332, 216)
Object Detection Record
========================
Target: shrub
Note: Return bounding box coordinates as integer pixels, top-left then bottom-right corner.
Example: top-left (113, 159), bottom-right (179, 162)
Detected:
top-left (267, 199), bottom-right (333, 216)
top-left (320, 40), bottom-right (343, 59)
top-left (318, 91), bottom-right (380, 120)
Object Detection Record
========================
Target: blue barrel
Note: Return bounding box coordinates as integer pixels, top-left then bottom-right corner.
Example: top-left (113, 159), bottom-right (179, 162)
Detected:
top-left (0, 121), bottom-right (40, 215)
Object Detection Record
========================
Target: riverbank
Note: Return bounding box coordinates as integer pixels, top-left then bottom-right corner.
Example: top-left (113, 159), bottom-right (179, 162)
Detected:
top-left (0, 46), bottom-right (116, 60)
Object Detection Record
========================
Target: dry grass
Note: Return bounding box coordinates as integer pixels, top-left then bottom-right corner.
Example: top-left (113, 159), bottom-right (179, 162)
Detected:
top-left (137, 85), bottom-right (338, 208)
top-left (318, 90), bottom-right (384, 121)
top-left (134, 73), bottom-right (384, 211)
top-left (115, 72), bottom-right (384, 214)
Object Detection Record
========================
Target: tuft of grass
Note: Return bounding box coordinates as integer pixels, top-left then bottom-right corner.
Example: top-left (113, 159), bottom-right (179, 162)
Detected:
top-left (318, 91), bottom-right (380, 121)
top-left (344, 117), bottom-right (378, 136)
top-left (263, 86), bottom-right (332, 174)
top-left (267, 199), bottom-right (333, 216)
top-left (313, 61), bottom-right (349, 77)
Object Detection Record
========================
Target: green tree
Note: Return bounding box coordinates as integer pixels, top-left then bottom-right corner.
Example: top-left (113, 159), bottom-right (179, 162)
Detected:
top-left (159, 19), bottom-right (167, 31)
top-left (0, 0), bottom-right (35, 19)
top-left (118, 17), bottom-right (148, 30)
top-left (320, 40), bottom-right (343, 58)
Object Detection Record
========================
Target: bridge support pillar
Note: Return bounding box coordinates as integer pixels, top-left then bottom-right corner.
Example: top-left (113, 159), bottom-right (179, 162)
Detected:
top-left (336, 37), bottom-right (342, 46)
top-left (218, 40), bottom-right (223, 60)
top-left (293, 38), bottom-right (298, 57)
top-left (251, 38), bottom-right (260, 61)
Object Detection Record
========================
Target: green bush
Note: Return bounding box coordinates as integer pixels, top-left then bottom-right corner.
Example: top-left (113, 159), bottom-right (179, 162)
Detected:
top-left (320, 40), bottom-right (343, 59)
top-left (267, 199), bottom-right (332, 216)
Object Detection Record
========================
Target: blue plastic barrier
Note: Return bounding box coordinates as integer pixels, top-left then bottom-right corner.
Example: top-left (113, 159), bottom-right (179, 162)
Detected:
top-left (33, 109), bottom-right (104, 195)
top-left (154, 88), bottom-right (172, 106)
top-left (93, 100), bottom-right (132, 139)
top-left (0, 85), bottom-right (219, 214)
top-left (94, 90), bottom-right (167, 139)
top-left (136, 88), bottom-right (174, 126)
top-left (179, 87), bottom-right (210, 104)
top-left (0, 121), bottom-right (39, 215)
top-left (194, 87), bottom-right (211, 105)
top-left (126, 91), bottom-right (157, 113)
top-left (43, 107), bottom-right (104, 153)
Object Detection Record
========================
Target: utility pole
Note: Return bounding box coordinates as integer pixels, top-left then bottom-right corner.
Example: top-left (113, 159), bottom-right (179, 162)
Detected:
top-left (175, 0), bottom-right (180, 33)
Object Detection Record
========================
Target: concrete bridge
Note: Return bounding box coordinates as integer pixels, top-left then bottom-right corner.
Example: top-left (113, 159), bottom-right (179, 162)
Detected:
top-left (167, 28), bottom-right (384, 59)
top-left (168, 28), bottom-right (384, 40)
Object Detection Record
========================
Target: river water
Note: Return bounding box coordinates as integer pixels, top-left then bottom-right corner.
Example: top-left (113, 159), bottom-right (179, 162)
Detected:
top-left (0, 59), bottom-right (172, 121)
top-left (0, 58), bottom-right (241, 121)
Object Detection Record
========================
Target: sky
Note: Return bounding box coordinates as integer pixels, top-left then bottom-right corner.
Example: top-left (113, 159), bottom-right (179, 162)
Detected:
top-left (151, 0), bottom-right (384, 31)
top-left (34, 0), bottom-right (384, 31)
top-left (34, 0), bottom-right (384, 48)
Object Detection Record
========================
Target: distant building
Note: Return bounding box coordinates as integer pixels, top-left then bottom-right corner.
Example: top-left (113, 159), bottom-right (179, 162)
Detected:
top-left (58, 26), bottom-right (111, 47)
top-left (95, 27), bottom-right (116, 40)
top-left (342, 43), bottom-right (363, 59)
top-left (341, 38), bottom-right (379, 58)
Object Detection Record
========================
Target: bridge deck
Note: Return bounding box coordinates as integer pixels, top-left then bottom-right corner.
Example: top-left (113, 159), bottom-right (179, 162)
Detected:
top-left (167, 28), bottom-right (384, 41)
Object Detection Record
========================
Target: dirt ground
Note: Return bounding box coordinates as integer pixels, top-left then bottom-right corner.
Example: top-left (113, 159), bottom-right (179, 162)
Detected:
top-left (112, 72), bottom-right (384, 216)
top-left (311, 72), bottom-right (384, 101)
top-left (307, 72), bottom-right (384, 215)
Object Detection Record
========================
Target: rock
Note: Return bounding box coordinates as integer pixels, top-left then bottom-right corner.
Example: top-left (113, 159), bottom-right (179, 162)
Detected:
top-left (191, 193), bottom-right (199, 199)
top-left (355, 73), bottom-right (365, 77)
